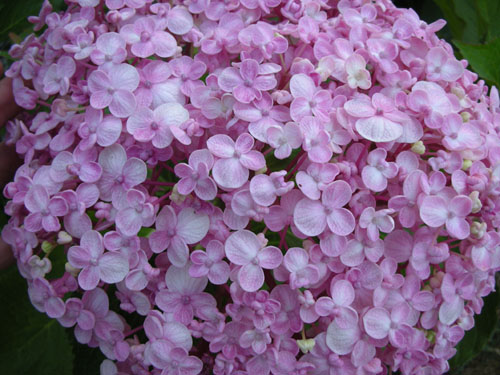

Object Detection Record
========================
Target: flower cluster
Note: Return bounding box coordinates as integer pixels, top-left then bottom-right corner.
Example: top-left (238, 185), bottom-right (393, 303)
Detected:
top-left (3, 0), bottom-right (500, 374)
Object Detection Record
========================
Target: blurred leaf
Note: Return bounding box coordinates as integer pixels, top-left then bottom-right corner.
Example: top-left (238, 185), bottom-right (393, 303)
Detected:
top-left (454, 38), bottom-right (500, 88)
top-left (475, 0), bottom-right (500, 41)
top-left (71, 338), bottom-right (105, 375)
top-left (0, 0), bottom-right (65, 40)
top-left (0, 266), bottom-right (73, 375)
top-left (433, 0), bottom-right (468, 42)
top-left (449, 289), bottom-right (500, 369)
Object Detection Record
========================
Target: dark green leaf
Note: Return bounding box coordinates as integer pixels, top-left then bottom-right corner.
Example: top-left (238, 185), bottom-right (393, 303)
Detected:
top-left (449, 289), bottom-right (500, 369)
top-left (454, 38), bottom-right (500, 88)
top-left (474, 0), bottom-right (500, 41)
top-left (0, 0), bottom-right (66, 40)
top-left (0, 266), bottom-right (73, 375)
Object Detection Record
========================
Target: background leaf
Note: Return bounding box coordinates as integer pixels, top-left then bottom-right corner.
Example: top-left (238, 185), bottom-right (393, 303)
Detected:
top-left (454, 38), bottom-right (500, 88)
top-left (0, 266), bottom-right (74, 375)
top-left (449, 286), bottom-right (500, 369)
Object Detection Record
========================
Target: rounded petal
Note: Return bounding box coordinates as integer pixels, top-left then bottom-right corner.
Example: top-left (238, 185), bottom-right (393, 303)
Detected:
top-left (238, 263), bottom-right (264, 292)
top-left (225, 230), bottom-right (259, 265)
top-left (293, 198), bottom-right (327, 237)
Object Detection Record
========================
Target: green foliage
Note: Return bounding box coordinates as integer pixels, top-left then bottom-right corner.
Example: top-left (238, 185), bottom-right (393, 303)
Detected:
top-left (454, 38), bottom-right (500, 89)
top-left (449, 288), bottom-right (500, 370)
top-left (0, 266), bottom-right (73, 375)
top-left (432, 0), bottom-right (500, 87)
top-left (0, 0), bottom-right (65, 40)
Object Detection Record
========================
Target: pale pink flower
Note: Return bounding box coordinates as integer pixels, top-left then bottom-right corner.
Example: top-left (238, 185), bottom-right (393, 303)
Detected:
top-left (207, 133), bottom-right (265, 189)
top-left (283, 247), bottom-right (319, 289)
top-left (362, 148), bottom-right (399, 192)
top-left (218, 59), bottom-right (278, 104)
top-left (420, 195), bottom-right (472, 239)
top-left (68, 230), bottom-right (129, 290)
top-left (120, 17), bottom-right (177, 58)
top-left (344, 93), bottom-right (405, 142)
top-left (24, 185), bottom-right (68, 233)
top-left (127, 102), bottom-right (190, 148)
top-left (189, 240), bottom-right (230, 285)
top-left (290, 73), bottom-right (332, 121)
top-left (149, 206), bottom-right (210, 267)
top-left (43, 56), bottom-right (75, 96)
top-left (266, 123), bottom-right (302, 159)
top-left (174, 149), bottom-right (217, 201)
top-left (225, 230), bottom-right (283, 292)
top-left (294, 180), bottom-right (355, 237)
top-left (425, 47), bottom-right (464, 82)
top-left (88, 64), bottom-right (139, 118)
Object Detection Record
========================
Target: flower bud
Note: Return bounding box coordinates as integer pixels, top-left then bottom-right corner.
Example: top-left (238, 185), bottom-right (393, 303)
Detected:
top-left (297, 338), bottom-right (315, 354)
top-left (469, 191), bottom-right (482, 213)
top-left (65, 262), bottom-right (79, 277)
top-left (471, 221), bottom-right (487, 239)
top-left (57, 231), bottom-right (72, 245)
top-left (462, 159), bottom-right (472, 170)
top-left (411, 141), bottom-right (425, 154)
top-left (41, 240), bottom-right (56, 254)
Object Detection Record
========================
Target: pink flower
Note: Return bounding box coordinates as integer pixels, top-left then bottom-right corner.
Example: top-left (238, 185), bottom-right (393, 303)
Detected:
top-left (249, 171), bottom-right (294, 207)
top-left (149, 206), bottom-right (209, 267)
top-left (28, 278), bottom-right (65, 318)
top-left (114, 189), bottom-right (155, 236)
top-left (296, 162), bottom-right (340, 200)
top-left (189, 240), bottom-right (230, 285)
top-left (90, 32), bottom-right (127, 67)
top-left (362, 148), bottom-right (398, 192)
top-left (126, 102), bottom-right (190, 148)
top-left (207, 133), bottom-right (265, 189)
top-left (301, 116), bottom-right (332, 163)
top-left (24, 185), bottom-right (68, 232)
top-left (425, 47), bottom-right (464, 82)
top-left (315, 279), bottom-right (358, 328)
top-left (441, 113), bottom-right (482, 151)
top-left (218, 59), bottom-right (278, 103)
top-left (294, 180), bottom-right (355, 237)
top-left (363, 305), bottom-right (412, 347)
top-left (224, 230), bottom-right (283, 292)
top-left (283, 247), bottom-right (319, 289)
top-left (233, 92), bottom-right (290, 142)
top-left (174, 149), bottom-right (217, 200)
top-left (97, 144), bottom-right (147, 202)
top-left (68, 230), bottom-right (129, 290)
top-left (359, 207), bottom-right (395, 242)
top-left (88, 64), bottom-right (140, 118)
top-left (43, 56), bottom-right (75, 96)
top-left (156, 264), bottom-right (216, 325)
top-left (344, 93), bottom-right (405, 142)
top-left (77, 108), bottom-right (122, 150)
top-left (50, 147), bottom-right (102, 185)
top-left (345, 53), bottom-right (371, 90)
top-left (266, 122), bottom-right (302, 160)
top-left (290, 73), bottom-right (331, 121)
top-left (420, 195), bottom-right (472, 239)
top-left (120, 17), bottom-right (177, 58)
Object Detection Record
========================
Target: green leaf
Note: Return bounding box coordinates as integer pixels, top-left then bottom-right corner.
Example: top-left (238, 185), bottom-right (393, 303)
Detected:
top-left (0, 266), bottom-right (73, 375)
top-left (454, 38), bottom-right (500, 88)
top-left (474, 0), bottom-right (500, 41)
top-left (449, 289), bottom-right (500, 370)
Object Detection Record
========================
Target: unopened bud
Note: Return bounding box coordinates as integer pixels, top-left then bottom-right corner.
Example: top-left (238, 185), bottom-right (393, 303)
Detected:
top-left (462, 159), bottom-right (472, 171)
top-left (411, 141), bottom-right (425, 155)
top-left (460, 111), bottom-right (471, 122)
top-left (170, 185), bottom-right (186, 204)
top-left (297, 338), bottom-right (316, 354)
top-left (255, 166), bottom-right (267, 175)
top-left (41, 241), bottom-right (56, 254)
top-left (57, 231), bottom-right (72, 245)
top-left (469, 191), bottom-right (482, 213)
top-left (65, 262), bottom-right (80, 277)
top-left (471, 221), bottom-right (487, 239)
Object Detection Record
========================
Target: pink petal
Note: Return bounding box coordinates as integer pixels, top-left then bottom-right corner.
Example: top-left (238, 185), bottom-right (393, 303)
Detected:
top-left (238, 263), bottom-right (264, 292)
top-left (168, 236), bottom-right (190, 267)
top-left (293, 198), bottom-right (327, 236)
top-left (326, 208), bottom-right (355, 236)
top-left (212, 157), bottom-right (248, 189)
top-left (363, 307), bottom-right (391, 339)
top-left (420, 196), bottom-right (448, 227)
top-left (257, 246), bottom-right (283, 269)
top-left (225, 230), bottom-right (259, 265)
top-left (110, 90), bottom-right (137, 118)
top-left (176, 208), bottom-right (210, 244)
top-left (322, 180), bottom-right (352, 208)
top-left (206, 134), bottom-right (235, 158)
top-left (99, 252), bottom-right (129, 284)
top-left (355, 116), bottom-right (403, 142)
